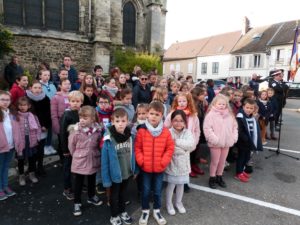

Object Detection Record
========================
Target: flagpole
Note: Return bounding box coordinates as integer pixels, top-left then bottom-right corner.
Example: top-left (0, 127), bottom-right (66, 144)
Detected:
top-left (289, 21), bottom-right (299, 81)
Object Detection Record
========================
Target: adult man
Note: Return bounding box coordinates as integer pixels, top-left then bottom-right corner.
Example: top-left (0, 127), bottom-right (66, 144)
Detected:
top-left (61, 55), bottom-right (77, 90)
top-left (268, 69), bottom-right (285, 131)
top-left (4, 56), bottom-right (24, 89)
top-left (248, 73), bottom-right (260, 97)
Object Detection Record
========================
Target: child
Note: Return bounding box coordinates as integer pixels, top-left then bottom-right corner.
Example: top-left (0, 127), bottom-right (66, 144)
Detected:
top-left (256, 90), bottom-right (272, 145)
top-left (103, 77), bottom-right (119, 98)
top-left (16, 97), bottom-right (41, 186)
top-left (116, 73), bottom-right (129, 90)
top-left (96, 94), bottom-right (114, 129)
top-left (206, 79), bottom-right (215, 104)
top-left (203, 94), bottom-right (238, 189)
top-left (73, 69), bottom-right (87, 91)
top-left (50, 78), bottom-right (71, 158)
top-left (53, 68), bottom-right (68, 89)
top-left (39, 69), bottom-right (57, 155)
top-left (101, 108), bottom-right (137, 225)
top-left (155, 77), bottom-right (168, 89)
top-left (167, 80), bottom-right (180, 106)
top-left (68, 106), bottom-right (103, 216)
top-left (0, 91), bottom-right (21, 200)
top-left (10, 74), bottom-right (28, 105)
top-left (26, 81), bottom-right (52, 176)
top-left (114, 88), bottom-right (135, 124)
top-left (232, 89), bottom-right (243, 115)
top-left (94, 65), bottom-right (105, 91)
top-left (152, 87), bottom-right (169, 120)
top-left (135, 101), bottom-right (174, 225)
top-left (82, 84), bottom-right (97, 107)
top-left (179, 82), bottom-right (189, 94)
top-left (164, 92), bottom-right (200, 178)
top-left (165, 110), bottom-right (195, 215)
top-left (266, 88), bottom-right (278, 140)
top-left (235, 98), bottom-right (263, 182)
top-left (60, 91), bottom-right (84, 200)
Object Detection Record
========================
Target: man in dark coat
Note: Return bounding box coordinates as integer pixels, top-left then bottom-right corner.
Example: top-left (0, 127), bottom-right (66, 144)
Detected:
top-left (4, 56), bottom-right (24, 89)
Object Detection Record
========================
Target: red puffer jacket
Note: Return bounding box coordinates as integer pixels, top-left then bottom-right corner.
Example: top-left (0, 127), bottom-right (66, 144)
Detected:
top-left (135, 125), bottom-right (174, 173)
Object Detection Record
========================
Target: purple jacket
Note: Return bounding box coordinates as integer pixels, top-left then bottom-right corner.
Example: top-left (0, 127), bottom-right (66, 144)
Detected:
top-left (18, 112), bottom-right (42, 152)
top-left (0, 114), bottom-right (22, 154)
top-left (68, 123), bottom-right (101, 175)
top-left (51, 92), bottom-right (69, 134)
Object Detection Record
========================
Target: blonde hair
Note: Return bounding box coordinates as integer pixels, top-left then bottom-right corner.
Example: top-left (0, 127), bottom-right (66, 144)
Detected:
top-left (171, 92), bottom-right (197, 115)
top-left (79, 106), bottom-right (98, 122)
top-left (68, 91), bottom-right (84, 102)
top-left (208, 94), bottom-right (233, 115)
top-left (152, 86), bottom-right (168, 103)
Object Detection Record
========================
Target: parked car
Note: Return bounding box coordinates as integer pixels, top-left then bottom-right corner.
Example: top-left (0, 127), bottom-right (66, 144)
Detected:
top-left (287, 83), bottom-right (300, 98)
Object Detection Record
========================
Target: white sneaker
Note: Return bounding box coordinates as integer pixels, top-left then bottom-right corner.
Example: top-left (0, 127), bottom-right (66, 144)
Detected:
top-left (139, 209), bottom-right (150, 225)
top-left (110, 216), bottom-right (122, 225)
top-left (153, 209), bottom-right (167, 225)
top-left (166, 204), bottom-right (176, 215)
top-left (44, 146), bottom-right (52, 156)
top-left (29, 172), bottom-right (38, 183)
top-left (175, 202), bottom-right (186, 214)
top-left (19, 174), bottom-right (26, 186)
top-left (48, 146), bottom-right (57, 154)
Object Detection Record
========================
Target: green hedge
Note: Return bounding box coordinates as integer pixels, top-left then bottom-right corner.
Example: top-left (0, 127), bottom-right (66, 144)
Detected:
top-left (113, 49), bottom-right (162, 74)
top-left (0, 23), bottom-right (14, 59)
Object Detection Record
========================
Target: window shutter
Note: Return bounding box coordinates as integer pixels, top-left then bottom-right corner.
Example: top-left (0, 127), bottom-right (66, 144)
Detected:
top-left (45, 0), bottom-right (62, 30)
top-left (3, 0), bottom-right (23, 26)
top-left (64, 0), bottom-right (79, 31)
top-left (25, 0), bottom-right (43, 28)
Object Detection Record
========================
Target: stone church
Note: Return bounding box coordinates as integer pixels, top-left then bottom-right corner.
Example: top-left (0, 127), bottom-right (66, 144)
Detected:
top-left (0, 0), bottom-right (167, 74)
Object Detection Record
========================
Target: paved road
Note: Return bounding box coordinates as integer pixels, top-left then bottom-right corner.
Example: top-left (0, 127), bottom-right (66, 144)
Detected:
top-left (1, 99), bottom-right (300, 225)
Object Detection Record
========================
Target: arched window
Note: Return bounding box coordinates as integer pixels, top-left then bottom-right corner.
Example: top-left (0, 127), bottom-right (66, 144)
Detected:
top-left (123, 2), bottom-right (136, 46)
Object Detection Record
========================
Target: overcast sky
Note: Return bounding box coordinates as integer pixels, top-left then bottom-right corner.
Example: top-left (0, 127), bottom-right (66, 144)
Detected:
top-left (164, 0), bottom-right (300, 49)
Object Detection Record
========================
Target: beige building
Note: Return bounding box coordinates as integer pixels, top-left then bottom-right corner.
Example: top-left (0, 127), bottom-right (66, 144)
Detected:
top-left (0, 0), bottom-right (167, 75)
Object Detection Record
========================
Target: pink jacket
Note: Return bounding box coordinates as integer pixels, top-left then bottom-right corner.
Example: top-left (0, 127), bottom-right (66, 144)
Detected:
top-left (0, 114), bottom-right (22, 154)
top-left (51, 92), bottom-right (69, 134)
top-left (164, 112), bottom-right (200, 150)
top-left (203, 107), bottom-right (238, 148)
top-left (18, 112), bottom-right (42, 152)
top-left (68, 124), bottom-right (101, 175)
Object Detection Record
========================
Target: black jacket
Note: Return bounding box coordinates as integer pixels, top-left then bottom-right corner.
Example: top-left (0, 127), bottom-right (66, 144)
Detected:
top-left (82, 93), bottom-right (97, 107)
top-left (132, 82), bottom-right (152, 109)
top-left (59, 109), bottom-right (79, 154)
top-left (28, 96), bottom-right (52, 129)
top-left (4, 62), bottom-right (24, 87)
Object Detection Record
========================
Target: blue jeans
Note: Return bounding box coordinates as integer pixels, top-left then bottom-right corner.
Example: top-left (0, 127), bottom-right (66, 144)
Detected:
top-left (0, 149), bottom-right (15, 191)
top-left (142, 171), bottom-right (164, 210)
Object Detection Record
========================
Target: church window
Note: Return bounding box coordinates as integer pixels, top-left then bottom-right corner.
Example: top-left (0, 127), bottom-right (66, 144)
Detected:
top-left (123, 2), bottom-right (136, 46)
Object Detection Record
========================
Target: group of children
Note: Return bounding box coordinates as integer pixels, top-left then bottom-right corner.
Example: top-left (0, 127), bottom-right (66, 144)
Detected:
top-left (0, 65), bottom-right (280, 225)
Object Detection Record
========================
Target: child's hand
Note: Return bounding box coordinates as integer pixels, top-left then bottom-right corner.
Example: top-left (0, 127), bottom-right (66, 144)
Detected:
top-left (42, 127), bottom-right (47, 132)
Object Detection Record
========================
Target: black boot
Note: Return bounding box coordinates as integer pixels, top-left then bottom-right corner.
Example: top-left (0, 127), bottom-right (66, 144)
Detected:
top-left (209, 177), bottom-right (217, 189)
top-left (216, 176), bottom-right (227, 188)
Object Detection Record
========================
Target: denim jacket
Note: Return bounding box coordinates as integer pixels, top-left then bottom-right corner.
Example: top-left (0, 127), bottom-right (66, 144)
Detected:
top-left (101, 130), bottom-right (139, 187)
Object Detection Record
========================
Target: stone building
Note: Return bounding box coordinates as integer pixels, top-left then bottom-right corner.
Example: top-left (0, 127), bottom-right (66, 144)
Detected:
top-left (0, 0), bottom-right (167, 76)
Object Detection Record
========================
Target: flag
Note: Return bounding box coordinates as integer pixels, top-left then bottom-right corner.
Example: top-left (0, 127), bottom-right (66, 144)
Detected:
top-left (289, 23), bottom-right (299, 81)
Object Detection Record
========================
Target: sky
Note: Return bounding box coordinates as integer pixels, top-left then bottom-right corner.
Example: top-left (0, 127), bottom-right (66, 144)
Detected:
top-left (164, 0), bottom-right (300, 49)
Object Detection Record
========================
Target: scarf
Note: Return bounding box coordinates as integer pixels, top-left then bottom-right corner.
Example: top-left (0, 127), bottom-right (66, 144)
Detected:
top-left (103, 85), bottom-right (119, 97)
top-left (176, 106), bottom-right (190, 116)
top-left (26, 90), bottom-right (46, 101)
top-left (109, 125), bottom-right (131, 143)
top-left (96, 106), bottom-right (112, 115)
top-left (81, 123), bottom-right (102, 136)
top-left (259, 99), bottom-right (268, 105)
top-left (18, 112), bottom-right (39, 130)
top-left (211, 106), bottom-right (229, 117)
top-left (145, 119), bottom-right (164, 137)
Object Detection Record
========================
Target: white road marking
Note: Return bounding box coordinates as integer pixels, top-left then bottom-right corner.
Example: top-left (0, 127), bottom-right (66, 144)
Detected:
top-left (264, 146), bottom-right (300, 154)
top-left (189, 183), bottom-right (300, 217)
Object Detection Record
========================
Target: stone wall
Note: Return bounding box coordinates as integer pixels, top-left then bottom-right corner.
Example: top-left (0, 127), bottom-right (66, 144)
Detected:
top-left (0, 35), bottom-right (94, 79)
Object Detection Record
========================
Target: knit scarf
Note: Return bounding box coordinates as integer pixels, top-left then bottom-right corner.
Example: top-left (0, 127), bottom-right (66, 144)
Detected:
top-left (96, 106), bottom-right (112, 115)
top-left (103, 85), bottom-right (119, 97)
top-left (26, 90), bottom-right (46, 101)
top-left (176, 106), bottom-right (190, 116)
top-left (145, 119), bottom-right (163, 137)
top-left (18, 112), bottom-right (39, 130)
top-left (109, 125), bottom-right (131, 143)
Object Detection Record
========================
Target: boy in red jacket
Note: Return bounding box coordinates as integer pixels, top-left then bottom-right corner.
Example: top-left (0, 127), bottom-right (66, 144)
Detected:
top-left (135, 101), bottom-right (174, 225)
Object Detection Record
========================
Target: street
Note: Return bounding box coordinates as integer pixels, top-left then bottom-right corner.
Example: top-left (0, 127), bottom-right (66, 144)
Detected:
top-left (1, 99), bottom-right (300, 225)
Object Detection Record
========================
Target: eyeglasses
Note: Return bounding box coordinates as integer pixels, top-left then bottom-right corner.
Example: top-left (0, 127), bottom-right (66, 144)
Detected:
top-left (140, 78), bottom-right (148, 81)
top-left (0, 99), bottom-right (11, 102)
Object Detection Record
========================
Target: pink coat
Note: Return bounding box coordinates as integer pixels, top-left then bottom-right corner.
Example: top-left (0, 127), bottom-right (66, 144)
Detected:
top-left (203, 107), bottom-right (238, 148)
top-left (0, 114), bottom-right (22, 154)
top-left (51, 92), bottom-right (69, 134)
top-left (164, 112), bottom-right (200, 150)
top-left (68, 124), bottom-right (101, 175)
top-left (18, 112), bottom-right (42, 152)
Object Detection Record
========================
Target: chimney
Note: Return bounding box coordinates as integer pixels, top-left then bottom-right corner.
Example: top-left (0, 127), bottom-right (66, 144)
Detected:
top-left (242, 16), bottom-right (250, 35)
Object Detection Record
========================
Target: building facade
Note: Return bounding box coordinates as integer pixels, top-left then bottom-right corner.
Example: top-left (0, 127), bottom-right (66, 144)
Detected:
top-left (0, 0), bottom-right (167, 75)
